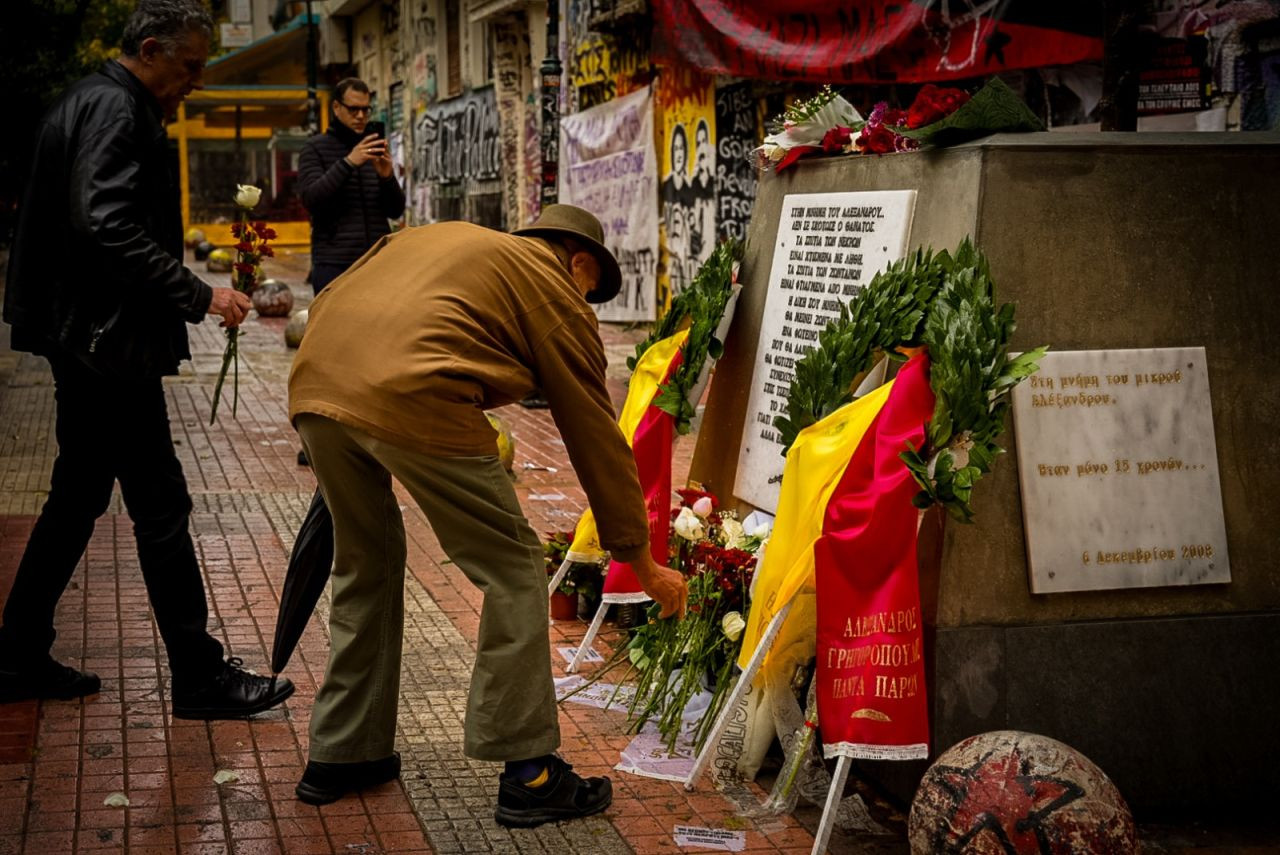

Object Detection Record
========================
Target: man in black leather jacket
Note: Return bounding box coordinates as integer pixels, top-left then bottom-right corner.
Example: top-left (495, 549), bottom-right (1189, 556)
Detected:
top-left (297, 77), bottom-right (406, 295)
top-left (0, 0), bottom-right (294, 719)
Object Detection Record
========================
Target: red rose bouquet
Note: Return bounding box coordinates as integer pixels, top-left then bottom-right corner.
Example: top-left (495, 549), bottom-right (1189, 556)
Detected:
top-left (905, 84), bottom-right (972, 129)
top-left (210, 185), bottom-right (275, 423)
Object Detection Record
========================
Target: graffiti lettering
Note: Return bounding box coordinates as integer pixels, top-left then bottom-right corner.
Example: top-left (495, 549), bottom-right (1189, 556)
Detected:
top-left (419, 89), bottom-right (501, 184)
top-left (713, 82), bottom-right (758, 243)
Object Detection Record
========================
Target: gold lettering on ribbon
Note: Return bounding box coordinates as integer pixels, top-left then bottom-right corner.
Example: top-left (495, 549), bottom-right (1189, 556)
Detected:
top-left (842, 607), bottom-right (919, 639)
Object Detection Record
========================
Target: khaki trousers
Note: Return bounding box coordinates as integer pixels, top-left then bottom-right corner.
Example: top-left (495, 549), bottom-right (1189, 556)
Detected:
top-left (296, 413), bottom-right (559, 763)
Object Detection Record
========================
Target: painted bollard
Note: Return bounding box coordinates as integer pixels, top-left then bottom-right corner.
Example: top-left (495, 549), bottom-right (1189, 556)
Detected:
top-left (909, 730), bottom-right (1136, 854)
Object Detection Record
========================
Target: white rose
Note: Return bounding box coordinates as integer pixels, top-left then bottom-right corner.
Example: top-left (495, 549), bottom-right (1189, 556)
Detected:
top-left (691, 496), bottom-right (714, 518)
top-left (673, 506), bottom-right (705, 542)
top-left (720, 517), bottom-right (746, 550)
top-left (750, 519), bottom-right (773, 539)
top-left (234, 184), bottom-right (262, 209)
top-left (721, 611), bottom-right (746, 642)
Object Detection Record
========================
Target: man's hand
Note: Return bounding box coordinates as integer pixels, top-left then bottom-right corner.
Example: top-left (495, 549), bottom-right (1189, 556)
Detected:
top-left (372, 147), bottom-right (394, 179)
top-left (633, 552), bottom-right (687, 620)
top-left (345, 133), bottom-right (387, 168)
top-left (208, 287), bottom-right (251, 328)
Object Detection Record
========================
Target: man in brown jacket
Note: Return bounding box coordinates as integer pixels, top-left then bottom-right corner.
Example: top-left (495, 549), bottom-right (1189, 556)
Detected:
top-left (287, 205), bottom-right (686, 825)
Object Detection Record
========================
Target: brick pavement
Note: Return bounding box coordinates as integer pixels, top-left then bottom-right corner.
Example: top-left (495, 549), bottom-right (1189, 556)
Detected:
top-left (0, 250), bottom-right (892, 855)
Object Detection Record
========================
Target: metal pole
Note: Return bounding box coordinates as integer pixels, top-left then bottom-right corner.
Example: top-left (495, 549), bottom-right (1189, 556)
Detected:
top-left (811, 755), bottom-right (852, 855)
top-left (305, 0), bottom-right (320, 134)
top-left (538, 0), bottom-right (562, 208)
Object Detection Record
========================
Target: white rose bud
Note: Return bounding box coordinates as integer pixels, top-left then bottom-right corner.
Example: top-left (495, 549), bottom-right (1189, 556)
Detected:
top-left (750, 520), bottom-right (773, 538)
top-left (673, 506), bottom-right (705, 542)
top-left (234, 184), bottom-right (262, 209)
top-left (691, 496), bottom-right (714, 518)
top-left (721, 611), bottom-right (746, 642)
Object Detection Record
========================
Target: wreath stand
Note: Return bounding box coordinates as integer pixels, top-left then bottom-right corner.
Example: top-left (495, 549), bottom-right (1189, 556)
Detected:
top-left (683, 513), bottom-right (929, 855)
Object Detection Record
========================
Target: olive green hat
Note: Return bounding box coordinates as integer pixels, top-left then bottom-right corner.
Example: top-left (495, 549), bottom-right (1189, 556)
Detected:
top-left (512, 204), bottom-right (623, 303)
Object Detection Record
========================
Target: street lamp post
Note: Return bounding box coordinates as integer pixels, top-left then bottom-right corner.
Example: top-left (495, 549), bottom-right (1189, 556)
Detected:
top-left (538, 0), bottom-right (562, 209)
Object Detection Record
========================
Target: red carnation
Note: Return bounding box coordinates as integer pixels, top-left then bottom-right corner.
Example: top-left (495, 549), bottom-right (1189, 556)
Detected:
top-left (234, 240), bottom-right (253, 253)
top-left (820, 125), bottom-right (852, 153)
top-left (232, 262), bottom-right (255, 275)
top-left (906, 84), bottom-right (970, 129)
top-left (675, 488), bottom-right (718, 511)
top-left (855, 123), bottom-right (898, 154)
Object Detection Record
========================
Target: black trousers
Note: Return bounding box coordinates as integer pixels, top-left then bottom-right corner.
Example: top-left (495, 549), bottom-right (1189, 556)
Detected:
top-left (0, 351), bottom-right (224, 685)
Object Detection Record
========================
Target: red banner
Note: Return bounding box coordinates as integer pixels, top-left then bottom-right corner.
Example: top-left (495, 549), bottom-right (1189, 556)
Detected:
top-left (814, 353), bottom-right (935, 759)
top-left (651, 1), bottom-right (1103, 85)
top-left (602, 351), bottom-right (684, 599)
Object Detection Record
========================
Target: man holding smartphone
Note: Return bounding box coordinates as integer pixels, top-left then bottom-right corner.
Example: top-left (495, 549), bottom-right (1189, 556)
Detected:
top-left (296, 78), bottom-right (406, 465)
top-left (297, 78), bottom-right (405, 295)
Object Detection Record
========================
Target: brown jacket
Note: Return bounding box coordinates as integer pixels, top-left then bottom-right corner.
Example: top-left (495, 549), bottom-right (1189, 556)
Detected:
top-left (288, 221), bottom-right (649, 562)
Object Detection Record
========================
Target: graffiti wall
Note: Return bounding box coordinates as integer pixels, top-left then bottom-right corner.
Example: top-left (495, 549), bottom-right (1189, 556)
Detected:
top-left (564, 0), bottom-right (651, 114)
top-left (713, 82), bottom-right (761, 244)
top-left (416, 87), bottom-right (503, 227)
top-left (656, 66), bottom-right (716, 309)
top-left (560, 87), bottom-right (659, 322)
top-left (492, 14), bottom-right (537, 228)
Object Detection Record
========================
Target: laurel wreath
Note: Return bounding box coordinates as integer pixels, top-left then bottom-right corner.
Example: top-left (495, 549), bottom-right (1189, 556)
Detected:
top-left (776, 239), bottom-right (1047, 522)
top-left (628, 240), bottom-right (742, 436)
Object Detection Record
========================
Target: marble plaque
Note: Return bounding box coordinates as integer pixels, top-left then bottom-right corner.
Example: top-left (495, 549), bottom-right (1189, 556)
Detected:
top-left (734, 190), bottom-right (916, 512)
top-left (1011, 348), bottom-right (1230, 593)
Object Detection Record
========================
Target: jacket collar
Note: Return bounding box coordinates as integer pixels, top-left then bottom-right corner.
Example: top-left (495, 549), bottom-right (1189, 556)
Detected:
top-left (100, 59), bottom-right (165, 121)
top-left (327, 119), bottom-right (362, 146)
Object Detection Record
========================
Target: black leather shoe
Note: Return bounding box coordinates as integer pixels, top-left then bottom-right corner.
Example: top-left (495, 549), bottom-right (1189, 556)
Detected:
top-left (171, 657), bottom-right (294, 720)
top-left (0, 656), bottom-right (100, 703)
top-left (296, 752), bottom-right (401, 805)
top-left (495, 755), bottom-right (612, 828)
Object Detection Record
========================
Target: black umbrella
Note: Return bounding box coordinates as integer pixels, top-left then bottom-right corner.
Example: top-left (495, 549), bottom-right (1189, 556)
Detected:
top-left (271, 488), bottom-right (334, 674)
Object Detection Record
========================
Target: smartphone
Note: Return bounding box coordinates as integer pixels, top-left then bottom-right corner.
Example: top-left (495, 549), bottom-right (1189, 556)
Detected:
top-left (366, 121), bottom-right (386, 140)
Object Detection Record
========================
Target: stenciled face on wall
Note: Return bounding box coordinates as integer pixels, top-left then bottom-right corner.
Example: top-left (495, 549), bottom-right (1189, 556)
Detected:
top-left (694, 119), bottom-right (712, 182)
top-left (669, 124), bottom-right (688, 180)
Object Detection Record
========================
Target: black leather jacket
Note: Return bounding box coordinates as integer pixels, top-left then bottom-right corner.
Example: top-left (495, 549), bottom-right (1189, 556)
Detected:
top-left (297, 121), bottom-right (406, 267)
top-left (3, 61), bottom-right (212, 378)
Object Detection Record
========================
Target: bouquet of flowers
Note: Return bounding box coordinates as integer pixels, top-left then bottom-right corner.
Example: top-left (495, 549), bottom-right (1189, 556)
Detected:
top-left (565, 488), bottom-right (764, 752)
top-left (758, 77), bottom-right (1043, 172)
top-left (209, 184), bottom-right (275, 423)
top-left (757, 86), bottom-right (863, 173)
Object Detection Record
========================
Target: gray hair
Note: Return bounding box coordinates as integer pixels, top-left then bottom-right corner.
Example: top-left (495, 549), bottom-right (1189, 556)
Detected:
top-left (121, 0), bottom-right (214, 56)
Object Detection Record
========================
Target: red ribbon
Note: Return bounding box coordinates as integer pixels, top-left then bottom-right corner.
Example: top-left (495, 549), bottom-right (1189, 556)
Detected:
top-left (813, 353), bottom-right (935, 758)
top-left (603, 349), bottom-right (684, 596)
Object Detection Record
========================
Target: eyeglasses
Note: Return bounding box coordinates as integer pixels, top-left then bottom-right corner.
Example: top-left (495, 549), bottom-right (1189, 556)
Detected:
top-left (339, 103), bottom-right (372, 116)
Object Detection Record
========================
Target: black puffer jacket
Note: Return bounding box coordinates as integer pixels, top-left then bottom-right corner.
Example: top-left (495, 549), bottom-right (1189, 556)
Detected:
top-left (4, 61), bottom-right (213, 378)
top-left (297, 122), bottom-right (406, 267)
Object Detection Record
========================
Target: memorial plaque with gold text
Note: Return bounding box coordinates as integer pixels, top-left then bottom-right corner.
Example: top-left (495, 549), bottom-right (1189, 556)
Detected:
top-left (1011, 348), bottom-right (1230, 593)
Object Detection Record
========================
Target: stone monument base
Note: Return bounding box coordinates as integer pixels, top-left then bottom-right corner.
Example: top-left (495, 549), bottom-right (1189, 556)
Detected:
top-left (858, 611), bottom-right (1280, 816)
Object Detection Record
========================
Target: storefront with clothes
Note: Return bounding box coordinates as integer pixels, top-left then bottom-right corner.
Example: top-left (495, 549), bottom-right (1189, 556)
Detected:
top-left (168, 12), bottom-right (328, 246)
